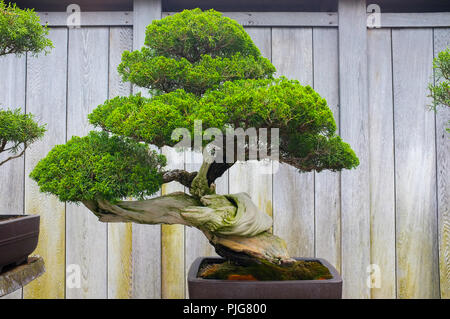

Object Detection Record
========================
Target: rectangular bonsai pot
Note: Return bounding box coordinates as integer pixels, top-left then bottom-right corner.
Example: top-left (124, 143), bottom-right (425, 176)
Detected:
top-left (188, 257), bottom-right (342, 299)
top-left (0, 215), bottom-right (40, 273)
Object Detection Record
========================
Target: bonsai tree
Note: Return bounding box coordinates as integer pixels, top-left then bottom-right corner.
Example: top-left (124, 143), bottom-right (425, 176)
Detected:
top-left (429, 47), bottom-right (449, 132)
top-left (0, 1), bottom-right (50, 166)
top-left (30, 9), bottom-right (359, 279)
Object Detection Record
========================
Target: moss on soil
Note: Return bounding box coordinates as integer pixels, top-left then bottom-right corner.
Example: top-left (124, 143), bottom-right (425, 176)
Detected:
top-left (198, 259), bottom-right (333, 281)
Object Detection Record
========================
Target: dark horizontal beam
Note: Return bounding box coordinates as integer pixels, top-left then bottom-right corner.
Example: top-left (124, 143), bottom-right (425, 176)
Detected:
top-left (13, 0), bottom-right (133, 12)
top-left (12, 0), bottom-right (450, 13)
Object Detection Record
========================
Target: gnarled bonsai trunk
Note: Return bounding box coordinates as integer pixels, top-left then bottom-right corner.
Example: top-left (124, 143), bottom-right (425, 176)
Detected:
top-left (82, 160), bottom-right (295, 266)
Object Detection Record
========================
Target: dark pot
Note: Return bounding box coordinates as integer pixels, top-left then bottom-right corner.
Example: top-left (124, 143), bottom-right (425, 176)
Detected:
top-left (0, 215), bottom-right (40, 273)
top-left (188, 257), bottom-right (342, 299)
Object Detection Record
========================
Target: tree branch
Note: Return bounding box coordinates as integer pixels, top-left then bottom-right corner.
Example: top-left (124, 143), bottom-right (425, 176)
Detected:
top-left (82, 192), bottom-right (200, 225)
top-left (81, 191), bottom-right (293, 265)
top-left (162, 169), bottom-right (197, 189)
top-left (190, 160), bottom-right (215, 198)
top-left (0, 145), bottom-right (26, 167)
top-left (206, 162), bottom-right (233, 186)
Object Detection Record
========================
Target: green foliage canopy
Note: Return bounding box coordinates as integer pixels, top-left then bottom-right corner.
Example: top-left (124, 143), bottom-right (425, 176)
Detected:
top-left (118, 8), bottom-right (275, 95)
top-left (89, 78), bottom-right (359, 172)
top-left (32, 9), bottom-right (359, 203)
top-left (0, 1), bottom-right (53, 56)
top-left (30, 131), bottom-right (166, 202)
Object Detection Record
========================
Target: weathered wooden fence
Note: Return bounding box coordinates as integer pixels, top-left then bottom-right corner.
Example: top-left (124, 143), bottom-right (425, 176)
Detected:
top-left (0, 0), bottom-right (449, 299)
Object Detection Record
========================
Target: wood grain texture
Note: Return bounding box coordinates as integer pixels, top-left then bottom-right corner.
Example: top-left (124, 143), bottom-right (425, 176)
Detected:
top-left (23, 28), bottom-right (68, 299)
top-left (131, 0), bottom-right (162, 299)
top-left (0, 47), bottom-right (27, 300)
top-left (367, 28), bottom-right (396, 299)
top-left (392, 28), bottom-right (440, 299)
top-left (65, 27), bottom-right (109, 299)
top-left (107, 27), bottom-right (134, 299)
top-left (161, 146), bottom-right (185, 299)
top-left (229, 27), bottom-right (273, 227)
top-left (271, 27), bottom-right (315, 257)
top-left (162, 12), bottom-right (338, 27)
top-left (312, 28), bottom-right (341, 272)
top-left (37, 11), bottom-right (133, 27)
top-left (378, 13), bottom-right (450, 28)
top-left (433, 28), bottom-right (450, 299)
top-left (338, 0), bottom-right (371, 299)
top-left (133, 0), bottom-right (161, 54)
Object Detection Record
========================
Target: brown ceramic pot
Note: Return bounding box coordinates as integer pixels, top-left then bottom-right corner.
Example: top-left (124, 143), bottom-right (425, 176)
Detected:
top-left (0, 215), bottom-right (40, 273)
top-left (188, 257), bottom-right (342, 299)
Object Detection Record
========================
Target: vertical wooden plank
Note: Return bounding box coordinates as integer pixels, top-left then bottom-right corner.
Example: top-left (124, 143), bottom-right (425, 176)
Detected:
top-left (338, 0), bottom-right (371, 299)
top-left (434, 28), bottom-right (450, 300)
top-left (229, 27), bottom-right (273, 224)
top-left (131, 0), bottom-right (162, 299)
top-left (108, 27), bottom-right (134, 299)
top-left (133, 0), bottom-right (161, 59)
top-left (313, 28), bottom-right (341, 271)
top-left (65, 27), bottom-right (109, 299)
top-left (23, 28), bottom-right (67, 299)
top-left (392, 28), bottom-right (440, 299)
top-left (245, 27), bottom-right (272, 58)
top-left (0, 49), bottom-right (26, 300)
top-left (367, 29), bottom-right (396, 299)
top-left (271, 27), bottom-right (315, 257)
top-left (161, 146), bottom-right (185, 299)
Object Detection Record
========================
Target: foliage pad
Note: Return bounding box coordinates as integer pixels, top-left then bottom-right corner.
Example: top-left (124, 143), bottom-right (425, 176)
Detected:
top-left (30, 131), bottom-right (166, 202)
top-left (429, 47), bottom-right (449, 132)
top-left (90, 78), bottom-right (359, 172)
top-left (0, 1), bottom-right (53, 56)
top-left (0, 108), bottom-right (46, 155)
top-left (118, 9), bottom-right (274, 95)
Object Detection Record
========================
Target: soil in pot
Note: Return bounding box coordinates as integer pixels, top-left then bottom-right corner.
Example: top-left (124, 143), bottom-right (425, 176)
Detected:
top-left (198, 259), bottom-right (332, 281)
top-left (0, 215), bottom-right (25, 222)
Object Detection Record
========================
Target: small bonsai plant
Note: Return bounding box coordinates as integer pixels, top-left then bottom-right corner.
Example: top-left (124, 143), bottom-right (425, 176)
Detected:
top-left (0, 2), bottom-right (50, 286)
top-left (30, 9), bottom-right (359, 280)
top-left (0, 1), bottom-right (51, 166)
top-left (429, 47), bottom-right (449, 132)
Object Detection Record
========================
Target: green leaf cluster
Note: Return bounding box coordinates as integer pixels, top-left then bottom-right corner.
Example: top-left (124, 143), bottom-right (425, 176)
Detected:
top-left (118, 8), bottom-right (274, 95)
top-left (0, 1), bottom-right (53, 56)
top-left (0, 108), bottom-right (46, 157)
top-left (119, 49), bottom-right (275, 95)
top-left (144, 9), bottom-right (261, 61)
top-left (30, 131), bottom-right (166, 202)
top-left (89, 78), bottom-right (359, 172)
top-left (429, 47), bottom-right (449, 132)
